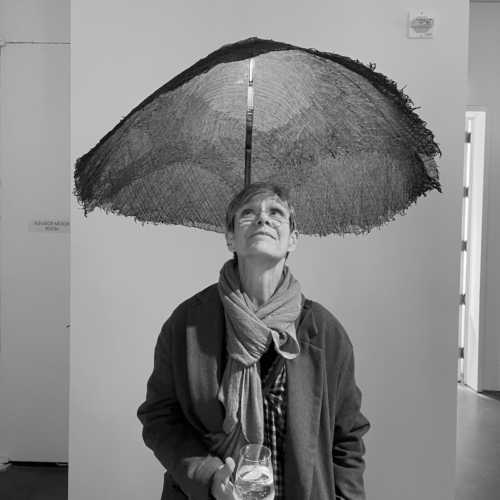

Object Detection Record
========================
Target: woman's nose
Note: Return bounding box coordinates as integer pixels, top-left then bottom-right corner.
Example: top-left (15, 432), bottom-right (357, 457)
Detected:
top-left (255, 211), bottom-right (272, 226)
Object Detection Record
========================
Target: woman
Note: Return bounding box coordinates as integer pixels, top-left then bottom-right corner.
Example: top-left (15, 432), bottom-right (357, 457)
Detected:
top-left (138, 182), bottom-right (369, 500)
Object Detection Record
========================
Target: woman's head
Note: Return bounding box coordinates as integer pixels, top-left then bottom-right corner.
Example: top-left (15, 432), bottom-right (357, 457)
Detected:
top-left (225, 182), bottom-right (298, 263)
top-left (225, 182), bottom-right (297, 233)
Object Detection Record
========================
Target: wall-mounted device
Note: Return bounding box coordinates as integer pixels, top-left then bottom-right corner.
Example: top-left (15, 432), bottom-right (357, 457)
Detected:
top-left (408, 11), bottom-right (435, 39)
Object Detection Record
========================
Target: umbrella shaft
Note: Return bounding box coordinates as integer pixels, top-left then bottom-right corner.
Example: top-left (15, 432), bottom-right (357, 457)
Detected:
top-left (245, 109), bottom-right (253, 186)
top-left (245, 59), bottom-right (255, 187)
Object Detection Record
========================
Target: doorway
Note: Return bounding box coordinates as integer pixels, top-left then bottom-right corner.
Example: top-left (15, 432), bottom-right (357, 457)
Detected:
top-left (458, 109), bottom-right (487, 392)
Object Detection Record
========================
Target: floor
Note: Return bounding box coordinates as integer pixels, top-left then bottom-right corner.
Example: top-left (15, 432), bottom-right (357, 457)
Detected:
top-left (455, 384), bottom-right (500, 500)
top-left (0, 385), bottom-right (498, 499)
top-left (0, 463), bottom-right (67, 500)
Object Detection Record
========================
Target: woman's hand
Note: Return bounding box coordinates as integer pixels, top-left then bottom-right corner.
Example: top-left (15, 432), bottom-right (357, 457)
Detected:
top-left (210, 457), bottom-right (236, 499)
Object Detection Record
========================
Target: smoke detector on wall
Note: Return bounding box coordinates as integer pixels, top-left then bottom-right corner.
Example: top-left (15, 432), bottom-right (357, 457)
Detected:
top-left (408, 11), bottom-right (435, 39)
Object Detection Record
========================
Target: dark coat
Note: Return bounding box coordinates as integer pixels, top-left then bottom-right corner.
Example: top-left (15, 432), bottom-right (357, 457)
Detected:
top-left (137, 284), bottom-right (369, 500)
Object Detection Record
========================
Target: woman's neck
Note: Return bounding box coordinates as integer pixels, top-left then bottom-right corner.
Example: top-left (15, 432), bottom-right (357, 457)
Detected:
top-left (237, 258), bottom-right (285, 309)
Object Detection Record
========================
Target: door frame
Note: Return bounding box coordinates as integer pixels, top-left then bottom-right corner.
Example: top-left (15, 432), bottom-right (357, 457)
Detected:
top-left (459, 107), bottom-right (488, 392)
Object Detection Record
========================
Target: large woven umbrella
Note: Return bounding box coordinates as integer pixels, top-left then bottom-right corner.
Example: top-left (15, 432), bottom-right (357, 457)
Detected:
top-left (74, 37), bottom-right (441, 236)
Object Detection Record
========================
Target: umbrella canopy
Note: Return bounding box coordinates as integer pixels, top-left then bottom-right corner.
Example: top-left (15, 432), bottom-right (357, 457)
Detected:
top-left (74, 37), bottom-right (441, 236)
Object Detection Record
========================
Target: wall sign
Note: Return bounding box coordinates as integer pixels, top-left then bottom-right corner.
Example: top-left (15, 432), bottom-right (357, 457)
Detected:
top-left (28, 219), bottom-right (70, 233)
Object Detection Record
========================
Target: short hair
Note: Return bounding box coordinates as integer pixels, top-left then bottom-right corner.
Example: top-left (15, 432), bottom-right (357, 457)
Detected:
top-left (225, 182), bottom-right (297, 233)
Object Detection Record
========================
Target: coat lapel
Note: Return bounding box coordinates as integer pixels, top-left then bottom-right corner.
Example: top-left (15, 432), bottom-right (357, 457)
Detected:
top-left (186, 285), bottom-right (226, 434)
top-left (284, 305), bottom-right (323, 500)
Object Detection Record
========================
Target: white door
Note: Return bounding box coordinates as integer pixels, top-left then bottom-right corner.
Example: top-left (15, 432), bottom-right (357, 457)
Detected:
top-left (458, 110), bottom-right (487, 392)
top-left (0, 3), bottom-right (70, 462)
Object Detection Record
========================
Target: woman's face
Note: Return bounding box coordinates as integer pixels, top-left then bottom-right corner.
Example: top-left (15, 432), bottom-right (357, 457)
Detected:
top-left (225, 194), bottom-right (298, 264)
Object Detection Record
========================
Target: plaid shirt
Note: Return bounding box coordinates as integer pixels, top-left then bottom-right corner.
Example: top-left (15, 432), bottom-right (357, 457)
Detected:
top-left (262, 357), bottom-right (287, 500)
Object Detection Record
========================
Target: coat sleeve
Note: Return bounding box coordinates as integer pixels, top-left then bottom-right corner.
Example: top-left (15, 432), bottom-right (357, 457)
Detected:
top-left (137, 316), bottom-right (223, 500)
top-left (332, 347), bottom-right (370, 500)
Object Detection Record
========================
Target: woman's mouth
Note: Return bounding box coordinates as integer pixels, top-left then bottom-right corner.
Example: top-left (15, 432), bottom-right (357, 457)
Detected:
top-left (251, 231), bottom-right (275, 239)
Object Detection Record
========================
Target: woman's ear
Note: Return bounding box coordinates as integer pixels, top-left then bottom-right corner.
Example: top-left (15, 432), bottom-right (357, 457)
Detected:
top-left (225, 232), bottom-right (236, 252)
top-left (287, 230), bottom-right (299, 253)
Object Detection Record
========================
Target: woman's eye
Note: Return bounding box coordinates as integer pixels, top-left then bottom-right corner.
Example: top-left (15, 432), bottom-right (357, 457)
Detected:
top-left (241, 209), bottom-right (253, 216)
top-left (270, 209), bottom-right (284, 217)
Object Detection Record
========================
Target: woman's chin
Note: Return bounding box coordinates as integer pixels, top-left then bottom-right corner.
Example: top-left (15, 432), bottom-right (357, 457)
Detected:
top-left (239, 248), bottom-right (285, 265)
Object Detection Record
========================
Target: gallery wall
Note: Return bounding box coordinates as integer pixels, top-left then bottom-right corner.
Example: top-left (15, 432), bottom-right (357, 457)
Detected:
top-left (71, 1), bottom-right (469, 499)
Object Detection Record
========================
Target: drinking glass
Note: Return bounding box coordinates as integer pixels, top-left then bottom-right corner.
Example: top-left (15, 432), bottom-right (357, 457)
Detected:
top-left (234, 444), bottom-right (275, 500)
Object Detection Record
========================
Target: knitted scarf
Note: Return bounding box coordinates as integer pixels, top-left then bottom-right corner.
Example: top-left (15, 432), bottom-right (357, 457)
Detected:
top-left (206, 259), bottom-right (302, 463)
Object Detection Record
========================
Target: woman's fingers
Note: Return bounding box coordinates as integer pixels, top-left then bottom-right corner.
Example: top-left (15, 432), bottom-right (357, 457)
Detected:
top-left (211, 457), bottom-right (236, 499)
top-left (222, 457), bottom-right (235, 484)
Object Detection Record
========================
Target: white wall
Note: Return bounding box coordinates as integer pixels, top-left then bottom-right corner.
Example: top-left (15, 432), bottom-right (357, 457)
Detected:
top-left (0, 0), bottom-right (70, 461)
top-left (468, 2), bottom-right (500, 391)
top-left (71, 1), bottom-right (469, 499)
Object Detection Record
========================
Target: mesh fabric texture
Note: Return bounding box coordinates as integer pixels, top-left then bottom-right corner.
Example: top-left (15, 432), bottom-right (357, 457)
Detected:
top-left (74, 37), bottom-right (441, 236)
